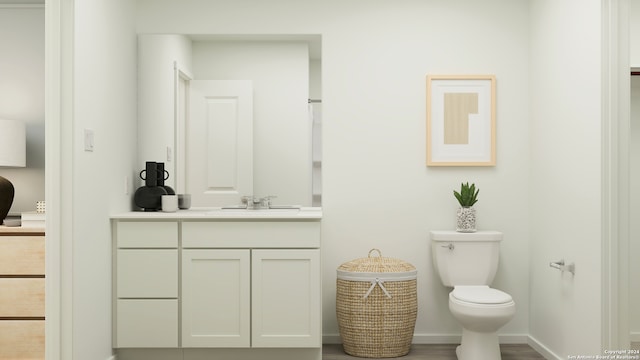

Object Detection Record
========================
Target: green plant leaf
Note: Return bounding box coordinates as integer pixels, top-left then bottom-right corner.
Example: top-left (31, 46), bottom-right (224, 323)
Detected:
top-left (454, 182), bottom-right (479, 207)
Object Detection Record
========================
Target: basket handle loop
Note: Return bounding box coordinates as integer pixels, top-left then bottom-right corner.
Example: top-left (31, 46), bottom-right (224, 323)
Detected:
top-left (368, 248), bottom-right (382, 259)
top-left (363, 278), bottom-right (392, 299)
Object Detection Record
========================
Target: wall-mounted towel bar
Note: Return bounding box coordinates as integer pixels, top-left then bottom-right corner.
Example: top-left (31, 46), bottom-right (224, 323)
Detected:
top-left (549, 259), bottom-right (575, 275)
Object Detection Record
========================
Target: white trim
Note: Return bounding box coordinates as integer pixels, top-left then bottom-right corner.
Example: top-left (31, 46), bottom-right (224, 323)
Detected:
top-left (528, 335), bottom-right (563, 360)
top-left (45, 0), bottom-right (75, 359)
top-left (44, 0), bottom-right (62, 359)
top-left (173, 61), bottom-right (192, 194)
top-left (601, 0), bottom-right (631, 350)
top-left (323, 333), bottom-right (530, 346)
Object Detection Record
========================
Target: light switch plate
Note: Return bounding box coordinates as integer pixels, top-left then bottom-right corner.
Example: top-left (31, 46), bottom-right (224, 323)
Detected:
top-left (84, 129), bottom-right (94, 152)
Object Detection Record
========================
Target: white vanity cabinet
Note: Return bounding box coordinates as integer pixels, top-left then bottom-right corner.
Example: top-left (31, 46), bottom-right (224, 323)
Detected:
top-left (181, 249), bottom-right (251, 347)
top-left (251, 249), bottom-right (321, 347)
top-left (111, 212), bottom-right (322, 359)
top-left (112, 221), bottom-right (179, 348)
top-left (181, 221), bottom-right (321, 349)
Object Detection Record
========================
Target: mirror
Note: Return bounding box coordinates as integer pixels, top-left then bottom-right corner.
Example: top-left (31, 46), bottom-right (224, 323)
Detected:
top-left (137, 34), bottom-right (322, 207)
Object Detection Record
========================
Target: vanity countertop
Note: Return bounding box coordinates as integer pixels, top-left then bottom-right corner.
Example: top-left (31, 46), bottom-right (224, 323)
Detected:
top-left (111, 207), bottom-right (322, 220)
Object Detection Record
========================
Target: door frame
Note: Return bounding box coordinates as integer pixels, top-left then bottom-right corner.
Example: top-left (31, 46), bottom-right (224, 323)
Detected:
top-left (173, 61), bottom-right (192, 195)
top-left (45, 0), bottom-right (74, 359)
top-left (601, 0), bottom-right (630, 350)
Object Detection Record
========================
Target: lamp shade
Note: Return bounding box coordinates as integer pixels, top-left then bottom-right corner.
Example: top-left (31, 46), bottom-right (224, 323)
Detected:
top-left (0, 120), bottom-right (26, 167)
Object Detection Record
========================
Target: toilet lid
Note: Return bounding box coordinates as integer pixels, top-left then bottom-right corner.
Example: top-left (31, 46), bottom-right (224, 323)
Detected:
top-left (452, 286), bottom-right (513, 304)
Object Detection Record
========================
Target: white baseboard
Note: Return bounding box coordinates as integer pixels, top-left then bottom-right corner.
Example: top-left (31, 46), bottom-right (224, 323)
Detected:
top-left (106, 355), bottom-right (117, 360)
top-left (323, 333), bottom-right (529, 345)
top-left (527, 335), bottom-right (563, 360)
top-left (631, 332), bottom-right (640, 342)
top-left (323, 334), bottom-right (342, 344)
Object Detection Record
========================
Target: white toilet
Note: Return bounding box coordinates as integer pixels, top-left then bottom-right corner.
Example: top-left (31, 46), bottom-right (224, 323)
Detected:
top-left (430, 230), bottom-right (515, 360)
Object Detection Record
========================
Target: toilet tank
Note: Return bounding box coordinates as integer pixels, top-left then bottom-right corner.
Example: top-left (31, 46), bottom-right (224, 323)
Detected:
top-left (430, 230), bottom-right (503, 287)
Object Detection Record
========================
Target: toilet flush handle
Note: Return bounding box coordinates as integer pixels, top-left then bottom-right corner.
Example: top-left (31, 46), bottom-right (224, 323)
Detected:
top-left (441, 243), bottom-right (455, 250)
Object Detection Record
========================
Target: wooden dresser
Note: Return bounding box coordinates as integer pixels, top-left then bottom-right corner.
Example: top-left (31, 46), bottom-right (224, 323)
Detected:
top-left (0, 226), bottom-right (45, 360)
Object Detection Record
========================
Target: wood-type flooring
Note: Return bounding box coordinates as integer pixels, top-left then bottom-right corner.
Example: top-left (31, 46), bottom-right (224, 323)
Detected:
top-left (324, 342), bottom-right (640, 360)
top-left (323, 343), bottom-right (544, 360)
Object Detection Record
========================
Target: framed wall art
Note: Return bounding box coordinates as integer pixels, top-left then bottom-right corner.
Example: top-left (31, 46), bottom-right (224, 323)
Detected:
top-left (426, 75), bottom-right (496, 166)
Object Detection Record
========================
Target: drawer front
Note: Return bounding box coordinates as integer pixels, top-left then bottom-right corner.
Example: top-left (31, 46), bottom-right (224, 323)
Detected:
top-left (182, 221), bottom-right (321, 248)
top-left (0, 236), bottom-right (44, 275)
top-left (0, 320), bottom-right (45, 359)
top-left (117, 249), bottom-right (178, 298)
top-left (115, 299), bottom-right (178, 348)
top-left (116, 221), bottom-right (178, 248)
top-left (0, 278), bottom-right (45, 317)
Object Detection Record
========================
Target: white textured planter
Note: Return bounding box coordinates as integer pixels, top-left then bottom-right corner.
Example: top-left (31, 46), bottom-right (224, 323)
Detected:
top-left (456, 207), bottom-right (476, 232)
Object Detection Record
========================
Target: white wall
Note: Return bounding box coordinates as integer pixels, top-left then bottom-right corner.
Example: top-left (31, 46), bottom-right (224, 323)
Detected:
top-left (137, 0), bottom-right (532, 341)
top-left (192, 41), bottom-right (311, 205)
top-left (0, 6), bottom-right (44, 215)
top-left (529, 0), bottom-right (603, 357)
top-left (70, 0), bottom-right (138, 358)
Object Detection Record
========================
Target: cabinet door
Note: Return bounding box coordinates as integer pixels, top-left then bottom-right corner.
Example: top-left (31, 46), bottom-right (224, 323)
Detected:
top-left (0, 236), bottom-right (44, 275)
top-left (182, 249), bottom-right (250, 347)
top-left (251, 249), bottom-right (321, 348)
top-left (115, 299), bottom-right (178, 348)
top-left (0, 278), bottom-right (45, 317)
top-left (0, 320), bottom-right (44, 359)
top-left (116, 249), bottom-right (178, 298)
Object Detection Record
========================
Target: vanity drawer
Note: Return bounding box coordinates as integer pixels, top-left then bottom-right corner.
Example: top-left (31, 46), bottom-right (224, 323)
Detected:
top-left (117, 249), bottom-right (178, 298)
top-left (0, 236), bottom-right (45, 275)
top-left (116, 221), bottom-right (178, 248)
top-left (182, 221), bottom-right (321, 248)
top-left (115, 299), bottom-right (178, 348)
top-left (0, 278), bottom-right (45, 317)
top-left (0, 320), bottom-right (44, 359)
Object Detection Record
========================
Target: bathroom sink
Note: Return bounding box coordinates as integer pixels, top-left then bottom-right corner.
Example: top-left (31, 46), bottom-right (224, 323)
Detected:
top-left (218, 209), bottom-right (300, 215)
top-left (220, 205), bottom-right (301, 212)
top-left (206, 205), bottom-right (304, 217)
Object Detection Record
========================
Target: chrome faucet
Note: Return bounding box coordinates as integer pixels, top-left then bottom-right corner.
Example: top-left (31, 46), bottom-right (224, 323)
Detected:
top-left (241, 195), bottom-right (276, 210)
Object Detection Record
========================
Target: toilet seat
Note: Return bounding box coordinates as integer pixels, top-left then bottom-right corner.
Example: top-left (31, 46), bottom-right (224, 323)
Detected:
top-left (451, 285), bottom-right (513, 305)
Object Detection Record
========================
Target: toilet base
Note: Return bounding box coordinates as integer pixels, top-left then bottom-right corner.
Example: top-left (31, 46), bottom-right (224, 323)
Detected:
top-left (455, 329), bottom-right (501, 360)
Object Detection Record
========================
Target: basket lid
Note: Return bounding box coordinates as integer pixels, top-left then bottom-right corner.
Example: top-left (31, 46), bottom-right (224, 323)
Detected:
top-left (337, 249), bottom-right (416, 276)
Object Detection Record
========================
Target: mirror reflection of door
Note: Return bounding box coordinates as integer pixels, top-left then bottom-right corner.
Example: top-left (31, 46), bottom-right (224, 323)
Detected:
top-left (187, 80), bottom-right (254, 207)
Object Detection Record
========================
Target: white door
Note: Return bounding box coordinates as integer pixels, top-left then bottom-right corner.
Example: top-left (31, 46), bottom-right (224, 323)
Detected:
top-left (187, 80), bottom-right (253, 207)
top-left (251, 249), bottom-right (321, 348)
top-left (182, 249), bottom-right (251, 347)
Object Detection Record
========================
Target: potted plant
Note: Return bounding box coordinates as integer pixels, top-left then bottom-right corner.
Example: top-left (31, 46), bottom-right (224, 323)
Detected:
top-left (453, 182), bottom-right (479, 232)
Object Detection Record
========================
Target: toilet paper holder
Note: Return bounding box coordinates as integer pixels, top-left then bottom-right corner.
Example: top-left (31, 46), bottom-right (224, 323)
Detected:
top-left (549, 259), bottom-right (575, 275)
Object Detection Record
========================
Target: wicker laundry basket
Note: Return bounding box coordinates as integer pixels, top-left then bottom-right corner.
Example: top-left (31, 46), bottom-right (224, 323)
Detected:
top-left (336, 249), bottom-right (417, 358)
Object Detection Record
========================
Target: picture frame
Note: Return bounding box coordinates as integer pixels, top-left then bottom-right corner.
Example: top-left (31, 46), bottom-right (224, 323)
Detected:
top-left (426, 75), bottom-right (496, 166)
